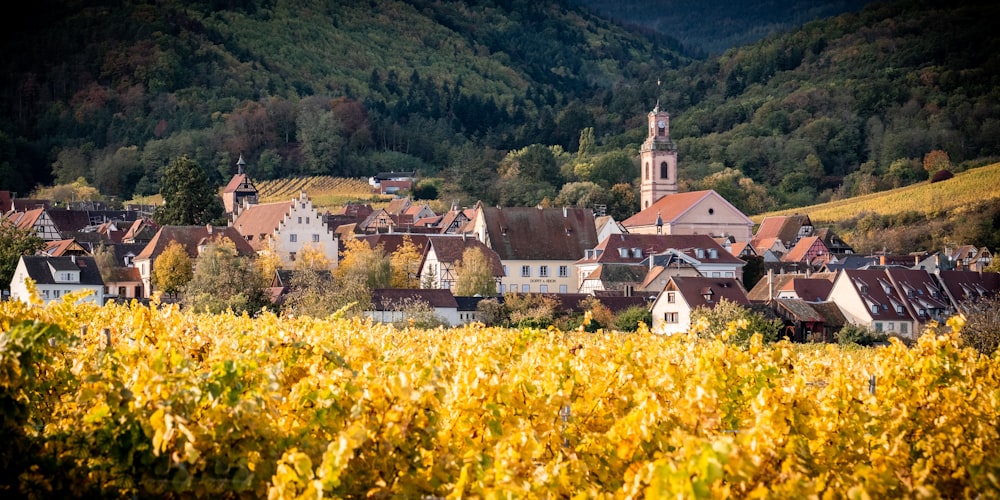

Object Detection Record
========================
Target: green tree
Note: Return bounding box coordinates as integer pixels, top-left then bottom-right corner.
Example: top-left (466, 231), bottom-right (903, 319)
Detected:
top-left (614, 305), bottom-right (653, 332)
top-left (0, 221), bottom-right (45, 288)
top-left (453, 247), bottom-right (496, 297)
top-left (588, 151), bottom-right (636, 188)
top-left (183, 238), bottom-right (267, 314)
top-left (152, 241), bottom-right (193, 298)
top-left (334, 238), bottom-right (391, 315)
top-left (154, 156), bottom-right (224, 226)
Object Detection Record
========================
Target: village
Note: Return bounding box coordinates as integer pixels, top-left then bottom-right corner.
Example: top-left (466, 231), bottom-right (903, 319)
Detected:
top-left (4, 106), bottom-right (998, 341)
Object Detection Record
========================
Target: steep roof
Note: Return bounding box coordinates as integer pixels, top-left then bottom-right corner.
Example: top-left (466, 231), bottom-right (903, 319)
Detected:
top-left (753, 215), bottom-right (811, 246)
top-left (480, 206), bottom-right (599, 261)
top-left (666, 276), bottom-right (750, 309)
top-left (622, 189), bottom-right (751, 227)
top-left (782, 236), bottom-right (828, 264)
top-left (232, 201), bottom-right (294, 247)
top-left (18, 255), bottom-right (104, 286)
top-left (838, 269), bottom-right (914, 322)
top-left (937, 270), bottom-right (1000, 309)
top-left (136, 226), bottom-right (256, 260)
top-left (425, 236), bottom-right (504, 276)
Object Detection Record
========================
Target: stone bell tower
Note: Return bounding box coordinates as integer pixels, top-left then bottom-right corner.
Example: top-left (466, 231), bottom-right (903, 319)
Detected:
top-left (639, 99), bottom-right (678, 209)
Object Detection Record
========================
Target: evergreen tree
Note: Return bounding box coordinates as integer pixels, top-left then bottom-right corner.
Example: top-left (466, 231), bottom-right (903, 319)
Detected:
top-left (154, 156), bottom-right (224, 226)
top-left (0, 221), bottom-right (45, 288)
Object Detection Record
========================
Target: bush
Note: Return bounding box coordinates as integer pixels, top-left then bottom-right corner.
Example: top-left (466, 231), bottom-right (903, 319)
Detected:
top-left (835, 323), bottom-right (888, 346)
top-left (690, 298), bottom-right (782, 346)
top-left (613, 305), bottom-right (652, 332)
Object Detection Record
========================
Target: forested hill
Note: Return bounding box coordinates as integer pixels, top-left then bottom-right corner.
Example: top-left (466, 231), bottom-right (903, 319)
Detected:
top-left (570, 0), bottom-right (874, 57)
top-left (1, 0), bottom-right (999, 220)
top-left (0, 0), bottom-right (684, 198)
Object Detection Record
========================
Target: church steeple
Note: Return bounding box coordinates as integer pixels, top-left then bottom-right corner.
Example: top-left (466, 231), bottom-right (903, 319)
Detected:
top-left (236, 154), bottom-right (247, 175)
top-left (639, 90), bottom-right (678, 209)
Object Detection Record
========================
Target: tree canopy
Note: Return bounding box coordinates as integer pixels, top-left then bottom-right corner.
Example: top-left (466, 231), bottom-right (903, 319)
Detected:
top-left (0, 221), bottom-right (45, 288)
top-left (154, 156), bottom-right (224, 226)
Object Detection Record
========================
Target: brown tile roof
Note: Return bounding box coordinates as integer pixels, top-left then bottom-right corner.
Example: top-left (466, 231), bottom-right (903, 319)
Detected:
top-left (774, 298), bottom-right (825, 322)
top-left (385, 198), bottom-right (411, 216)
top-left (231, 201), bottom-right (294, 249)
top-left (839, 269), bottom-right (914, 322)
top-left (782, 236), bottom-right (828, 264)
top-left (579, 233), bottom-right (745, 266)
top-left (622, 190), bottom-right (749, 227)
top-left (137, 226), bottom-right (256, 260)
top-left (43, 239), bottom-right (89, 257)
top-left (937, 270), bottom-right (1000, 310)
top-left (223, 173), bottom-right (249, 193)
top-left (371, 288), bottom-right (458, 309)
top-left (10, 208), bottom-right (44, 231)
top-left (753, 215), bottom-right (811, 246)
top-left (667, 276), bottom-right (750, 309)
top-left (425, 236), bottom-right (504, 276)
top-left (480, 206), bottom-right (599, 261)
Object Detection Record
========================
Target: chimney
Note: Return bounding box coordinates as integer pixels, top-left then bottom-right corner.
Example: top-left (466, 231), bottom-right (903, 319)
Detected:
top-left (563, 206), bottom-right (568, 217)
top-left (206, 224), bottom-right (213, 234)
top-left (768, 268), bottom-right (774, 301)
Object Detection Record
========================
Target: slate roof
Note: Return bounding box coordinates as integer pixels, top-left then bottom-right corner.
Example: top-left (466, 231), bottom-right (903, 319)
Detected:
top-left (480, 206), bottom-right (599, 261)
top-left (18, 255), bottom-right (104, 286)
top-left (838, 269), bottom-right (914, 322)
top-left (579, 233), bottom-right (745, 266)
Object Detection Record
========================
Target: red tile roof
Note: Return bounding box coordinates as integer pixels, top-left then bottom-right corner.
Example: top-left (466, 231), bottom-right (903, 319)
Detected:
top-left (231, 201), bottom-right (294, 249)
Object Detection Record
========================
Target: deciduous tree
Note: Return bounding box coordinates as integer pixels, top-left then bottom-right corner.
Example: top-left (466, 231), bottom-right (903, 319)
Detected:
top-left (389, 235), bottom-right (422, 289)
top-left (183, 238), bottom-right (267, 314)
top-left (453, 246), bottom-right (497, 297)
top-left (152, 241), bottom-right (193, 298)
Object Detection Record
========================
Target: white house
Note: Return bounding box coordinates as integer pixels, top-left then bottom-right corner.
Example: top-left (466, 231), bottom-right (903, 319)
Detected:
top-left (650, 276), bottom-right (750, 335)
top-left (9, 255), bottom-right (105, 305)
top-left (827, 269), bottom-right (917, 338)
top-left (231, 191), bottom-right (339, 268)
top-left (366, 288), bottom-right (460, 326)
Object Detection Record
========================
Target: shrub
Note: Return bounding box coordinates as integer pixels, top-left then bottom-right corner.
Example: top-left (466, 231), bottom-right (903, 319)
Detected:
top-left (958, 295), bottom-right (1000, 355)
top-left (613, 305), bottom-right (652, 332)
top-left (835, 323), bottom-right (888, 346)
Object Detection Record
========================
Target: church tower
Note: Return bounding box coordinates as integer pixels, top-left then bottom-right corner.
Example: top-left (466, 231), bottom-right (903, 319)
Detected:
top-left (639, 102), bottom-right (678, 209)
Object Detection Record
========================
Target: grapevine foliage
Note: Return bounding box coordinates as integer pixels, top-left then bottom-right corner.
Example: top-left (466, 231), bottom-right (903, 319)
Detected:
top-left (1, 296), bottom-right (999, 498)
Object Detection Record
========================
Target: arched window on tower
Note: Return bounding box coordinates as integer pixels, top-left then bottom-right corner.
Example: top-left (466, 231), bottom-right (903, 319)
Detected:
top-left (660, 161), bottom-right (669, 179)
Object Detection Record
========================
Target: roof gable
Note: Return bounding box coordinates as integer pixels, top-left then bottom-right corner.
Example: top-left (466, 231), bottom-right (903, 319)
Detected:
top-left (622, 190), bottom-right (752, 228)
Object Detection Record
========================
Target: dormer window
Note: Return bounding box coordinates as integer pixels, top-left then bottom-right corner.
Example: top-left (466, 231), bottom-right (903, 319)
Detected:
top-left (632, 248), bottom-right (642, 258)
top-left (696, 249), bottom-right (705, 259)
top-left (708, 249), bottom-right (718, 259)
top-left (701, 287), bottom-right (714, 302)
top-left (619, 248), bottom-right (629, 258)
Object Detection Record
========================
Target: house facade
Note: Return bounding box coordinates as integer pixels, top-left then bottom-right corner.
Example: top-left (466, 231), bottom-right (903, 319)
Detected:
top-left (650, 276), bottom-right (750, 335)
top-left (418, 235), bottom-right (504, 291)
top-left (827, 269), bottom-right (917, 338)
top-left (231, 191), bottom-right (338, 268)
top-left (470, 205), bottom-right (599, 294)
top-left (9, 255), bottom-right (105, 305)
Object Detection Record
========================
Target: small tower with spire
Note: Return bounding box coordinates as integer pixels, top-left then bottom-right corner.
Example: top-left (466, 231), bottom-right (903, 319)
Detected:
top-left (640, 80), bottom-right (678, 209)
top-left (222, 154), bottom-right (259, 216)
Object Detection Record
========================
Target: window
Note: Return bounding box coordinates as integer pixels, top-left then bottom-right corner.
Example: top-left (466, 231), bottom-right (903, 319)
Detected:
top-left (312, 234), bottom-right (320, 243)
top-left (712, 272), bottom-right (720, 278)
top-left (540, 285), bottom-right (548, 293)
top-left (306, 217), bottom-right (310, 224)
top-left (289, 252), bottom-right (296, 262)
top-left (499, 284), bottom-right (506, 294)
top-left (667, 292), bottom-right (675, 303)
top-left (660, 161), bottom-right (668, 179)
top-left (298, 217), bottom-right (302, 224)
top-left (43, 290), bottom-right (50, 299)
top-left (521, 265), bottom-right (531, 277)
top-left (289, 234), bottom-right (297, 243)
top-left (559, 285), bottom-right (568, 293)
top-left (875, 322), bottom-right (883, 332)
top-left (664, 312), bottom-right (678, 323)
top-left (725, 272), bottom-right (734, 278)
top-left (645, 163), bottom-right (649, 180)
top-left (53, 290), bottom-right (60, 298)
top-left (887, 322), bottom-right (895, 332)
top-left (502, 265), bottom-right (508, 276)
top-left (901, 323), bottom-right (909, 334)
top-left (521, 284), bottom-right (530, 293)
top-left (559, 266), bottom-right (569, 277)
top-left (539, 266), bottom-right (549, 277)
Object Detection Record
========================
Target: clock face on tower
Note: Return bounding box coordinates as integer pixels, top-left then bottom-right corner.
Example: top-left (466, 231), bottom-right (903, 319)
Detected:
top-left (657, 120), bottom-right (665, 128)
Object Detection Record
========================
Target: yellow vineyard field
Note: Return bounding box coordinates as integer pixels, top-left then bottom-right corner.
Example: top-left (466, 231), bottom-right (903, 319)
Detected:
top-left (2, 292), bottom-right (998, 498)
top-left (256, 176), bottom-right (385, 210)
top-left (754, 162), bottom-right (1000, 224)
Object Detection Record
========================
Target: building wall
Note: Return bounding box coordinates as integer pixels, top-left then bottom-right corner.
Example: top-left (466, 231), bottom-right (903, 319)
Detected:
top-left (499, 259), bottom-right (575, 294)
top-left (272, 196), bottom-right (339, 268)
top-left (650, 290), bottom-right (692, 335)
